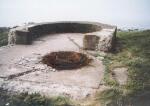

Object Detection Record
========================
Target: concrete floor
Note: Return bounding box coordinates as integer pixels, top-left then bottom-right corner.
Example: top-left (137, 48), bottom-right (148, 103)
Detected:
top-left (0, 33), bottom-right (104, 99)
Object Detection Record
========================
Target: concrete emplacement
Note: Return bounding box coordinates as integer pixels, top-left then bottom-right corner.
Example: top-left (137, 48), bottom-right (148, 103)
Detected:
top-left (0, 21), bottom-right (117, 99)
top-left (42, 51), bottom-right (92, 70)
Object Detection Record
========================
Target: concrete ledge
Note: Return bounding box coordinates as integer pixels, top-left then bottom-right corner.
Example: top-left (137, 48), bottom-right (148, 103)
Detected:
top-left (8, 21), bottom-right (117, 52)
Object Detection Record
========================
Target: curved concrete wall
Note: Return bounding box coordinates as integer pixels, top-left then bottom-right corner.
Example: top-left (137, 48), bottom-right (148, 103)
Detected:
top-left (27, 22), bottom-right (102, 40)
top-left (8, 21), bottom-right (117, 52)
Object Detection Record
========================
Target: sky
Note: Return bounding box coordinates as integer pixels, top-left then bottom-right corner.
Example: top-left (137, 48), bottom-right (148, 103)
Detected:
top-left (0, 0), bottom-right (150, 29)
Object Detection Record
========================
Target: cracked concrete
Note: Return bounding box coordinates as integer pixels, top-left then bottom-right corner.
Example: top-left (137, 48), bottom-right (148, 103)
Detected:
top-left (0, 33), bottom-right (105, 99)
top-left (112, 67), bottom-right (128, 85)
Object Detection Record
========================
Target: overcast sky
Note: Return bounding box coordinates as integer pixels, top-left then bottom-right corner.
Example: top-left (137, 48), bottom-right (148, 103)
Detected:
top-left (0, 0), bottom-right (150, 28)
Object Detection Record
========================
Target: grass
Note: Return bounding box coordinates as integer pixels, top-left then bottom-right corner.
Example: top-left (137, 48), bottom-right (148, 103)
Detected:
top-left (96, 88), bottom-right (124, 106)
top-left (0, 88), bottom-right (75, 106)
top-left (116, 30), bottom-right (150, 92)
top-left (102, 56), bottom-right (119, 87)
top-left (98, 30), bottom-right (150, 105)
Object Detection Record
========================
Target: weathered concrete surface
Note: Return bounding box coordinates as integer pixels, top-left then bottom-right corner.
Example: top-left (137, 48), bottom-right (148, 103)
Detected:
top-left (16, 59), bottom-right (104, 89)
top-left (112, 67), bottom-right (128, 85)
top-left (8, 21), bottom-right (117, 52)
top-left (85, 28), bottom-right (117, 51)
top-left (0, 33), bottom-right (105, 99)
top-left (83, 35), bottom-right (100, 50)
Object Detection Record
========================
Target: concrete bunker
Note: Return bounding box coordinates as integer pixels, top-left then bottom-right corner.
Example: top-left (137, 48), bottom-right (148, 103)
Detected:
top-left (1, 21), bottom-right (117, 99)
top-left (8, 21), bottom-right (117, 52)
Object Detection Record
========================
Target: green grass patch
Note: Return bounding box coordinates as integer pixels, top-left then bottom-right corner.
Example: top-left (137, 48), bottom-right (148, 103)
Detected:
top-left (97, 30), bottom-right (150, 105)
top-left (0, 88), bottom-right (75, 106)
top-left (103, 30), bottom-right (150, 92)
top-left (117, 30), bottom-right (150, 93)
top-left (103, 56), bottom-right (119, 87)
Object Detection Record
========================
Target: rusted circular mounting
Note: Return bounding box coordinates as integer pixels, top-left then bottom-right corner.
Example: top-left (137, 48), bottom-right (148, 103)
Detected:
top-left (42, 51), bottom-right (92, 70)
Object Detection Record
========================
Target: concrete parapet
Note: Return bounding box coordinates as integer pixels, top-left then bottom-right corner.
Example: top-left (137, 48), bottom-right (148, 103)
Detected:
top-left (8, 21), bottom-right (117, 52)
